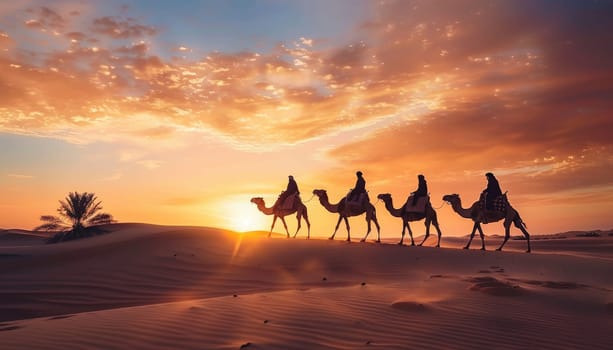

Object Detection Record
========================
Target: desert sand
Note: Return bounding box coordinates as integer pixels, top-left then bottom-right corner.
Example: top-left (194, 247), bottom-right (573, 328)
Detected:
top-left (0, 224), bottom-right (612, 349)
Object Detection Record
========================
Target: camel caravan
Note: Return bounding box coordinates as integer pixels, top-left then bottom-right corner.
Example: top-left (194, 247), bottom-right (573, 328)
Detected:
top-left (251, 172), bottom-right (532, 253)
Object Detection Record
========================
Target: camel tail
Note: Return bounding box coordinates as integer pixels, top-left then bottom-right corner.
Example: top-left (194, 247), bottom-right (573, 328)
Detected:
top-left (507, 193), bottom-right (527, 229)
top-left (516, 211), bottom-right (527, 228)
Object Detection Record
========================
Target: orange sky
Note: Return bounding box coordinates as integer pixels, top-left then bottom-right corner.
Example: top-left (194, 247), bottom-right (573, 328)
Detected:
top-left (1, 1), bottom-right (612, 237)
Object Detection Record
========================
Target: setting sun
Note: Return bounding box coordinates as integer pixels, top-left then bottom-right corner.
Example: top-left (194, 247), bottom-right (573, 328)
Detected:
top-left (216, 196), bottom-right (268, 233)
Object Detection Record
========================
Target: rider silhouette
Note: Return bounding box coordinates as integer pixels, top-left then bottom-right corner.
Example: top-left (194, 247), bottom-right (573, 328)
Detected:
top-left (482, 172), bottom-right (502, 210)
top-left (410, 174), bottom-right (428, 206)
top-left (275, 175), bottom-right (299, 209)
top-left (348, 171), bottom-right (366, 202)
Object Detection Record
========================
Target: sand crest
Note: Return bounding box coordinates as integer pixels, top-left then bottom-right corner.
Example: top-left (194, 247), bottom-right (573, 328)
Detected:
top-left (0, 223), bottom-right (611, 349)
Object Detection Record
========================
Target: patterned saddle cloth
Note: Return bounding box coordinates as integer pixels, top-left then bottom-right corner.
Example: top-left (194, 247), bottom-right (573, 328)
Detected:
top-left (479, 193), bottom-right (507, 212)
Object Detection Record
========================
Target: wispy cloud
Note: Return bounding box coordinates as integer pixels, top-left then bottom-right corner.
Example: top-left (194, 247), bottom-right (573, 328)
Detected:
top-left (91, 16), bottom-right (156, 38)
top-left (1, 1), bottom-right (611, 196)
top-left (137, 160), bottom-right (163, 170)
top-left (6, 173), bottom-right (34, 179)
top-left (100, 172), bottom-right (122, 181)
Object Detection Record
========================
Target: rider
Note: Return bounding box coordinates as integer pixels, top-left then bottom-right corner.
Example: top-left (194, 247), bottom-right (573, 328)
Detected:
top-left (410, 174), bottom-right (428, 206)
top-left (275, 175), bottom-right (299, 209)
top-left (482, 172), bottom-right (502, 210)
top-left (348, 171), bottom-right (366, 202)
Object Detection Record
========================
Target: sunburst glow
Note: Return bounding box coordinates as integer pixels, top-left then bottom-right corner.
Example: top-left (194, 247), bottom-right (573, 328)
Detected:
top-left (217, 196), bottom-right (268, 233)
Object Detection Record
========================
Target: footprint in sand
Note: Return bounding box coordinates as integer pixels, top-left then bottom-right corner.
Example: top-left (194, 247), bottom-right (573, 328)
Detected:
top-left (466, 276), bottom-right (523, 297)
top-left (0, 323), bottom-right (23, 332)
top-left (391, 301), bottom-right (429, 312)
top-left (541, 281), bottom-right (586, 289)
top-left (519, 279), bottom-right (586, 290)
top-left (47, 314), bottom-right (75, 320)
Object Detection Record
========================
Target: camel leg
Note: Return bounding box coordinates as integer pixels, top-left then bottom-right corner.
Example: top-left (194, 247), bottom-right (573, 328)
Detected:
top-left (496, 221), bottom-right (512, 251)
top-left (464, 222), bottom-right (478, 249)
top-left (407, 223), bottom-right (415, 246)
top-left (329, 215), bottom-right (343, 240)
top-left (303, 209), bottom-right (311, 240)
top-left (373, 212), bottom-right (381, 243)
top-left (361, 212), bottom-right (375, 242)
top-left (418, 219), bottom-right (431, 246)
top-left (268, 216), bottom-right (279, 237)
top-left (476, 224), bottom-right (486, 250)
top-left (293, 213), bottom-right (302, 239)
top-left (360, 216), bottom-right (371, 243)
top-left (398, 220), bottom-right (407, 245)
top-left (515, 220), bottom-right (531, 253)
top-left (344, 217), bottom-right (351, 242)
top-left (432, 220), bottom-right (442, 248)
top-left (280, 216), bottom-right (290, 238)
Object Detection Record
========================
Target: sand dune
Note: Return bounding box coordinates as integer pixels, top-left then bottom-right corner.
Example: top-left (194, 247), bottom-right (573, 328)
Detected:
top-left (1, 224), bottom-right (611, 349)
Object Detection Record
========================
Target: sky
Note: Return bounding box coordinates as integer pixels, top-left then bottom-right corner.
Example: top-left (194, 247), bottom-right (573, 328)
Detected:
top-left (1, 0), bottom-right (612, 237)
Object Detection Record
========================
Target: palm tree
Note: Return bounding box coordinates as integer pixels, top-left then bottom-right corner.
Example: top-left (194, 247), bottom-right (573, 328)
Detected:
top-left (35, 192), bottom-right (115, 242)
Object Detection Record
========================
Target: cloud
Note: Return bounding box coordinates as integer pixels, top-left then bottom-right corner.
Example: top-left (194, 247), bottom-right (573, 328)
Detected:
top-left (136, 160), bottom-right (163, 170)
top-left (0, 0), bottom-right (611, 160)
top-left (91, 16), bottom-right (156, 38)
top-left (7, 173), bottom-right (34, 179)
top-left (24, 6), bottom-right (66, 31)
top-left (101, 172), bottom-right (122, 181)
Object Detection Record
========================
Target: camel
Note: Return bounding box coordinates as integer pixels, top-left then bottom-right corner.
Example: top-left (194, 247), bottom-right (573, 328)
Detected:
top-left (442, 193), bottom-right (531, 252)
top-left (250, 196), bottom-right (311, 239)
top-left (377, 193), bottom-right (442, 247)
top-left (312, 189), bottom-right (380, 242)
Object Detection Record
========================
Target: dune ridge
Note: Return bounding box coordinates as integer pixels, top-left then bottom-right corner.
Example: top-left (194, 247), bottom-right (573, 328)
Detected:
top-left (0, 223), bottom-right (611, 349)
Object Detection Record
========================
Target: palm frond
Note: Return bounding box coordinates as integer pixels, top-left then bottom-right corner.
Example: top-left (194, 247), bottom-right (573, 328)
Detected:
top-left (84, 199), bottom-right (103, 221)
top-left (58, 199), bottom-right (75, 222)
top-left (34, 216), bottom-right (70, 231)
top-left (87, 213), bottom-right (114, 226)
top-left (39, 215), bottom-right (63, 223)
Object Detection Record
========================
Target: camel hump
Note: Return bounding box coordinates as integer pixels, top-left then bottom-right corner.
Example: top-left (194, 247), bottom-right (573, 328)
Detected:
top-left (280, 193), bottom-right (298, 210)
top-left (404, 195), bottom-right (429, 213)
top-left (344, 192), bottom-right (368, 211)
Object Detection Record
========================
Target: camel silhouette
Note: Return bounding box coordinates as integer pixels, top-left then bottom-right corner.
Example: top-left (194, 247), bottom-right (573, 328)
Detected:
top-left (312, 189), bottom-right (380, 242)
top-left (250, 196), bottom-right (311, 239)
top-left (377, 193), bottom-right (442, 247)
top-left (442, 193), bottom-right (531, 252)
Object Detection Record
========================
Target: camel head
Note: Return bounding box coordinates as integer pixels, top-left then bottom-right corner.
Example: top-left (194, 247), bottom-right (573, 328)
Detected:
top-left (377, 193), bottom-right (391, 201)
top-left (250, 197), bottom-right (264, 205)
top-left (442, 194), bottom-right (460, 203)
top-left (312, 189), bottom-right (327, 198)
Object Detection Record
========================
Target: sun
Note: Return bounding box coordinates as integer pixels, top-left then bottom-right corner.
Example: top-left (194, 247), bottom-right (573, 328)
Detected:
top-left (235, 217), bottom-right (256, 232)
top-left (218, 196), bottom-right (268, 233)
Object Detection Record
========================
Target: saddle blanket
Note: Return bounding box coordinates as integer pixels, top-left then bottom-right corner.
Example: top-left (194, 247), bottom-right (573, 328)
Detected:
top-left (479, 194), bottom-right (507, 212)
top-left (280, 193), bottom-right (297, 210)
top-left (404, 195), bottom-right (428, 213)
top-left (346, 192), bottom-right (367, 209)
